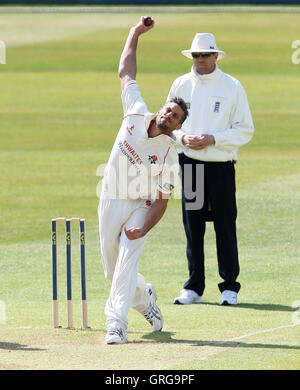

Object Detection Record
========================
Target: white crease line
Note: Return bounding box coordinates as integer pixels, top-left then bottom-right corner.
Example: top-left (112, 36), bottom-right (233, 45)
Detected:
top-left (200, 323), bottom-right (299, 360)
top-left (225, 323), bottom-right (298, 343)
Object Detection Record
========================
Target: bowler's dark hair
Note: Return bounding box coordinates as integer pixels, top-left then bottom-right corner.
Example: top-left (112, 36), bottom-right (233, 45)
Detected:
top-left (169, 97), bottom-right (189, 124)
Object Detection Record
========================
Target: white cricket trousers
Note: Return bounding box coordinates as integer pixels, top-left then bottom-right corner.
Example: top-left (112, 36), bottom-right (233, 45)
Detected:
top-left (98, 194), bottom-right (152, 332)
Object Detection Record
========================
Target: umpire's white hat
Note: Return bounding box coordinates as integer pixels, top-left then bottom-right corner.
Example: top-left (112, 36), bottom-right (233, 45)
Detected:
top-left (181, 33), bottom-right (226, 60)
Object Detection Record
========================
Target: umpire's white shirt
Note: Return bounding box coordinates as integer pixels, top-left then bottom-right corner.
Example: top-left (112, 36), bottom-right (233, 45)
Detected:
top-left (167, 65), bottom-right (254, 161)
top-left (102, 80), bottom-right (179, 200)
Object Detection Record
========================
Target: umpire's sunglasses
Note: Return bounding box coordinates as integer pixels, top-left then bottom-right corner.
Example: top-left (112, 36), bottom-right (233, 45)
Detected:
top-left (192, 52), bottom-right (215, 59)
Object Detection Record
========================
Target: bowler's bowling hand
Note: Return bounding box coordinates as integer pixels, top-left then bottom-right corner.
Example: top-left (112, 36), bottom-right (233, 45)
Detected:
top-left (183, 134), bottom-right (215, 150)
top-left (134, 16), bottom-right (155, 35)
top-left (124, 226), bottom-right (146, 240)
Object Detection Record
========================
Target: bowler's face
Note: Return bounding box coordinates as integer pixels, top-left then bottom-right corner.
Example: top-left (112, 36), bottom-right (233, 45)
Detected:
top-left (156, 103), bottom-right (184, 134)
top-left (193, 52), bottom-right (218, 75)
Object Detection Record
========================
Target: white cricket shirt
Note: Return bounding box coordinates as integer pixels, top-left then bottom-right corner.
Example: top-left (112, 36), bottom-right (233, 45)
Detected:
top-left (168, 65), bottom-right (254, 162)
top-left (102, 80), bottom-right (179, 201)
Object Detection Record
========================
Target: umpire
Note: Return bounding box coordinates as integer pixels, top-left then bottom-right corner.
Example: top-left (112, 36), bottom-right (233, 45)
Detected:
top-left (168, 33), bottom-right (254, 306)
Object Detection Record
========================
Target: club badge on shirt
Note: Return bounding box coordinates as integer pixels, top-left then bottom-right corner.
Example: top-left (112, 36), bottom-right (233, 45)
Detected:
top-left (126, 125), bottom-right (134, 135)
top-left (214, 102), bottom-right (221, 113)
top-left (148, 155), bottom-right (158, 164)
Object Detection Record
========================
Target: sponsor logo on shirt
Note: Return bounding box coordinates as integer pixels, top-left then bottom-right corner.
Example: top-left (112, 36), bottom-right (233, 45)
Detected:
top-left (163, 183), bottom-right (175, 192)
top-left (118, 140), bottom-right (143, 166)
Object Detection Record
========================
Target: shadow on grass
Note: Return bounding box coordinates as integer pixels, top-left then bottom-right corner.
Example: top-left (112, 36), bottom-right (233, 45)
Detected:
top-left (139, 331), bottom-right (300, 350)
top-left (203, 302), bottom-right (297, 312)
top-left (0, 342), bottom-right (45, 351)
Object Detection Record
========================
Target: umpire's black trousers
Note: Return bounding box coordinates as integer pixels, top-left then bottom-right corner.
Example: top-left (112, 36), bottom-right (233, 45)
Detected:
top-left (179, 153), bottom-right (241, 296)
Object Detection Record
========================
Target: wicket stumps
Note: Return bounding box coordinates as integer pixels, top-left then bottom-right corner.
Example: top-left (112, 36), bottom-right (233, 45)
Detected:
top-left (51, 217), bottom-right (88, 329)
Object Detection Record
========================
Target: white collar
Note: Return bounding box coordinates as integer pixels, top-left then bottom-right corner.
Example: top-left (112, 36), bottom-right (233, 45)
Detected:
top-left (191, 64), bottom-right (221, 81)
top-left (144, 112), bottom-right (155, 131)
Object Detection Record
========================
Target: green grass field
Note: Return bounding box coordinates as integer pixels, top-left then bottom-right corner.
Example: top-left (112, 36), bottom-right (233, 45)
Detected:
top-left (0, 9), bottom-right (299, 370)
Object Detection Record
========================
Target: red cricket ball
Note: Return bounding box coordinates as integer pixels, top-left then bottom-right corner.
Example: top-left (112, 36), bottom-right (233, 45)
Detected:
top-left (144, 17), bottom-right (153, 27)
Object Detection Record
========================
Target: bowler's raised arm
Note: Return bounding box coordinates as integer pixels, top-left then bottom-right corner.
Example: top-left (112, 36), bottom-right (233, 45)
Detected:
top-left (118, 16), bottom-right (154, 90)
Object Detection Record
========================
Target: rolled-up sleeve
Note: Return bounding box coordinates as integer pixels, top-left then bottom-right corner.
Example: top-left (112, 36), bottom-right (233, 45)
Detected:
top-left (121, 80), bottom-right (146, 116)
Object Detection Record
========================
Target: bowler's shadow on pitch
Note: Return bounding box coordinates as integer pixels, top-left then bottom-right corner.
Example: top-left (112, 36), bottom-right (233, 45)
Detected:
top-left (140, 331), bottom-right (300, 350)
top-left (0, 342), bottom-right (45, 351)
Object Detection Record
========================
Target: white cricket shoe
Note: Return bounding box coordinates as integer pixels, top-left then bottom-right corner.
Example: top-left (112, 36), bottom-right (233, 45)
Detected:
top-left (220, 290), bottom-right (238, 306)
top-left (173, 289), bottom-right (203, 305)
top-left (105, 328), bottom-right (127, 344)
top-left (142, 284), bottom-right (163, 331)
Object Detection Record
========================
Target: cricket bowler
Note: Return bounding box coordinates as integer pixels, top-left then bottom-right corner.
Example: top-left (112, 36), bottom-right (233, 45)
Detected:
top-left (98, 16), bottom-right (188, 344)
